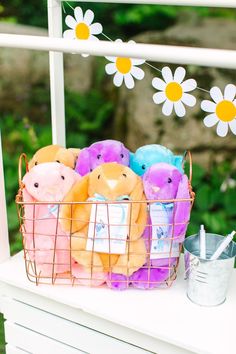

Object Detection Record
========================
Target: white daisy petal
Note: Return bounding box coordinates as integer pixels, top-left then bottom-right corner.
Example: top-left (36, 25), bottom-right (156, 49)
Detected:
top-left (131, 66), bottom-right (145, 80)
top-left (132, 58), bottom-right (146, 66)
top-left (174, 67), bottom-right (186, 83)
top-left (153, 92), bottom-right (166, 104)
top-left (182, 79), bottom-right (197, 92)
top-left (105, 63), bottom-right (117, 75)
top-left (113, 72), bottom-right (123, 87)
top-left (82, 53), bottom-right (90, 58)
top-left (203, 113), bottom-right (219, 127)
top-left (128, 40), bottom-right (135, 45)
top-left (216, 121), bottom-right (228, 137)
top-left (229, 119), bottom-right (236, 135)
top-left (201, 100), bottom-right (216, 113)
top-left (124, 74), bottom-right (135, 89)
top-left (90, 23), bottom-right (103, 35)
top-left (63, 29), bottom-right (75, 39)
top-left (234, 99), bottom-right (236, 105)
top-left (74, 7), bottom-right (83, 23)
top-left (65, 15), bottom-right (77, 29)
top-left (105, 56), bottom-right (116, 62)
top-left (162, 100), bottom-right (174, 116)
top-left (181, 93), bottom-right (196, 107)
top-left (152, 77), bottom-right (166, 91)
top-left (210, 87), bottom-right (223, 103)
top-left (174, 101), bottom-right (186, 117)
top-left (162, 66), bottom-right (173, 83)
top-left (224, 84), bottom-right (236, 101)
top-left (115, 39), bottom-right (123, 44)
top-left (88, 35), bottom-right (99, 42)
top-left (83, 9), bottom-right (94, 26)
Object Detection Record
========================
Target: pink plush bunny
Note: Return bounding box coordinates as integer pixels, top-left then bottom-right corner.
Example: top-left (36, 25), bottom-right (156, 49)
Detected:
top-left (75, 140), bottom-right (130, 176)
top-left (22, 162), bottom-right (80, 277)
top-left (130, 162), bottom-right (192, 289)
top-left (22, 162), bottom-right (107, 286)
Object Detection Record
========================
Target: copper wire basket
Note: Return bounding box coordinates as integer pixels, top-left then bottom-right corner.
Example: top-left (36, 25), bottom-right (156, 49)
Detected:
top-left (16, 152), bottom-right (195, 288)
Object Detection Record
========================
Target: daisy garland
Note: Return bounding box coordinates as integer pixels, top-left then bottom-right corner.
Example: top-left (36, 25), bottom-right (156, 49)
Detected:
top-left (62, 4), bottom-right (236, 137)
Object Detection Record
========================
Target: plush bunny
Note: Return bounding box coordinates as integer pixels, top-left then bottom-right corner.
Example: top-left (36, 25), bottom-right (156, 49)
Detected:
top-left (75, 140), bottom-right (130, 176)
top-left (130, 162), bottom-right (191, 289)
top-left (130, 144), bottom-right (183, 176)
top-left (22, 162), bottom-right (80, 277)
top-left (29, 145), bottom-right (80, 170)
top-left (60, 163), bottom-right (147, 280)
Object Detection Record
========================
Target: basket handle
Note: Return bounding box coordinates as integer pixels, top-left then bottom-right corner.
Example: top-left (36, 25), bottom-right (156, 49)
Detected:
top-left (18, 153), bottom-right (29, 189)
top-left (182, 150), bottom-right (192, 185)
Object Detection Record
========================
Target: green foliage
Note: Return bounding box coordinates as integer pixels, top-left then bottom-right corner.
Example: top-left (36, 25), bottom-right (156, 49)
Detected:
top-left (65, 89), bottom-right (114, 148)
top-left (0, 314), bottom-right (5, 354)
top-left (0, 86), bottom-right (114, 255)
top-left (186, 162), bottom-right (236, 240)
top-left (1, 1), bottom-right (236, 37)
top-left (0, 0), bottom-right (48, 27)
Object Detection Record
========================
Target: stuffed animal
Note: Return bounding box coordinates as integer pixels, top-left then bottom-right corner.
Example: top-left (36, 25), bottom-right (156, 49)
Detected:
top-left (75, 140), bottom-right (130, 176)
top-left (130, 162), bottom-right (191, 289)
top-left (60, 163), bottom-right (147, 280)
top-left (130, 144), bottom-right (183, 176)
top-left (28, 144), bottom-right (80, 170)
top-left (22, 162), bottom-right (80, 277)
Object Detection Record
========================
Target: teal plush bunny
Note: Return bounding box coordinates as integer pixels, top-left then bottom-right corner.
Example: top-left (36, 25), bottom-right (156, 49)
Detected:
top-left (130, 144), bottom-right (183, 176)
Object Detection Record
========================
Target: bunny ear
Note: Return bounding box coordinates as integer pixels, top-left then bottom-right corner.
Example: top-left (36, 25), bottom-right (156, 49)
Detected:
top-left (129, 152), bottom-right (135, 167)
top-left (75, 148), bottom-right (91, 176)
top-left (60, 174), bottom-right (90, 233)
top-left (129, 176), bottom-right (147, 240)
top-left (129, 176), bottom-right (144, 201)
top-left (22, 174), bottom-right (35, 203)
top-left (173, 174), bottom-right (191, 242)
top-left (173, 155), bottom-right (184, 174)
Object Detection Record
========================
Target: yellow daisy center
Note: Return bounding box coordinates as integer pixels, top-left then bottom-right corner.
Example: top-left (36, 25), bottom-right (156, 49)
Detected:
top-left (215, 100), bottom-right (236, 122)
top-left (165, 82), bottom-right (183, 102)
top-left (116, 57), bottom-right (132, 74)
top-left (75, 23), bottom-right (90, 40)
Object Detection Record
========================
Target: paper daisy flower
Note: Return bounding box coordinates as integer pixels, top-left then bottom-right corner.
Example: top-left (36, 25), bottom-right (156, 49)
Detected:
top-left (105, 39), bottom-right (145, 89)
top-left (152, 66), bottom-right (197, 117)
top-left (63, 7), bottom-right (103, 57)
top-left (201, 84), bottom-right (236, 137)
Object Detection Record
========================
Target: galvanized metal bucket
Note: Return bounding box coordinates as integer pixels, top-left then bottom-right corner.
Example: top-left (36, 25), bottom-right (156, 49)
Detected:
top-left (184, 233), bottom-right (236, 306)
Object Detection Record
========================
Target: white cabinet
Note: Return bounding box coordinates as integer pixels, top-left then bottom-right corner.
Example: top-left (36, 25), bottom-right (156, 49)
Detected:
top-left (0, 252), bottom-right (235, 354)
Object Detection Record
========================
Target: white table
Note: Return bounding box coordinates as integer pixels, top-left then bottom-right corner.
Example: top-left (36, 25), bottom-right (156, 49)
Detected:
top-left (0, 252), bottom-right (235, 354)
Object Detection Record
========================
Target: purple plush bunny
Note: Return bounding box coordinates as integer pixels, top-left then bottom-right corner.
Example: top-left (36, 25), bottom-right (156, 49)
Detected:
top-left (75, 140), bottom-right (130, 176)
top-left (107, 162), bottom-right (191, 290)
top-left (131, 162), bottom-right (191, 289)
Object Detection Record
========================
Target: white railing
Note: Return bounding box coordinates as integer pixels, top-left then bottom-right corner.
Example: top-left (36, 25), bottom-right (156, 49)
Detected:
top-left (1, 34), bottom-right (236, 69)
top-left (64, 0), bottom-right (236, 8)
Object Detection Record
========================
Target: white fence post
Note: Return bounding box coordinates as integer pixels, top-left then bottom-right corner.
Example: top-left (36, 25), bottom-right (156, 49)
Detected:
top-left (0, 131), bottom-right (10, 263)
top-left (48, 0), bottom-right (66, 147)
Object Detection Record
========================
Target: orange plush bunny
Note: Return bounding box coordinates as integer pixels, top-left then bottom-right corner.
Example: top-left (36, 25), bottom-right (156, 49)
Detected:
top-left (29, 145), bottom-right (80, 170)
top-left (60, 163), bottom-right (147, 276)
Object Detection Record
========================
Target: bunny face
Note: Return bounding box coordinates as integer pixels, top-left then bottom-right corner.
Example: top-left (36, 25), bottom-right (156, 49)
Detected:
top-left (130, 144), bottom-right (183, 176)
top-left (75, 140), bottom-right (130, 176)
top-left (143, 162), bottom-right (182, 200)
top-left (88, 163), bottom-right (141, 201)
top-left (23, 162), bottom-right (79, 202)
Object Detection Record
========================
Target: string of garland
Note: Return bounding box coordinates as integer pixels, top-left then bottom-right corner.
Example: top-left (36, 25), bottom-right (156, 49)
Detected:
top-left (62, 3), bottom-right (236, 138)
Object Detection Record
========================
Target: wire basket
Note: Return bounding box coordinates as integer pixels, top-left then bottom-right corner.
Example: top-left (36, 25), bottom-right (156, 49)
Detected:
top-left (16, 152), bottom-right (195, 289)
